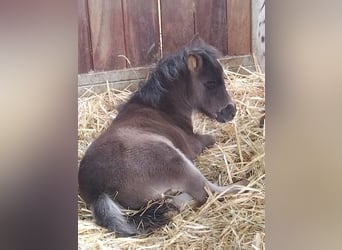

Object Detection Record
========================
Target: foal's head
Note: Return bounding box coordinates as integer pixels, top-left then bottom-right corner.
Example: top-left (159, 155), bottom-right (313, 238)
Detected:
top-left (186, 36), bottom-right (236, 122)
top-left (135, 36), bottom-right (236, 122)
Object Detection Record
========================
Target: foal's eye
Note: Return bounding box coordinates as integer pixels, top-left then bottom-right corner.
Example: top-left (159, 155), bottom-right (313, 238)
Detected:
top-left (204, 81), bottom-right (216, 90)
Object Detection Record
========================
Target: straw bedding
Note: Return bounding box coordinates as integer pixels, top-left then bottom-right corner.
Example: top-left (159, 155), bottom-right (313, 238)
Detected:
top-left (78, 66), bottom-right (265, 250)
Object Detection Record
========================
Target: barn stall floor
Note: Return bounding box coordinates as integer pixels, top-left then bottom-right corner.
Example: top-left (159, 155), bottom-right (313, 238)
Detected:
top-left (78, 66), bottom-right (265, 250)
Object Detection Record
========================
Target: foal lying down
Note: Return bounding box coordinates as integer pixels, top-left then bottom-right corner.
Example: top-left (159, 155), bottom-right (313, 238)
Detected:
top-left (78, 36), bottom-right (248, 236)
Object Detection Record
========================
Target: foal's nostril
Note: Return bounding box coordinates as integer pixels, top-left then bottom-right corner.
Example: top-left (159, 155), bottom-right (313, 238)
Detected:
top-left (227, 103), bottom-right (236, 115)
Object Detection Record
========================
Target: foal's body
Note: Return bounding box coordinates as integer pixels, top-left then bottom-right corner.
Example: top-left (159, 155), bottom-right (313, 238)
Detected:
top-left (79, 37), bottom-right (247, 236)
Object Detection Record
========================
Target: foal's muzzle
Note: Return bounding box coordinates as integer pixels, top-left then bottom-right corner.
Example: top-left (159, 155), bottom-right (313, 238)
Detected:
top-left (215, 103), bottom-right (236, 123)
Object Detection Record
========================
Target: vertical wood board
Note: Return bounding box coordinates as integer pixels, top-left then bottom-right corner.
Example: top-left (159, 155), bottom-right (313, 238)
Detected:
top-left (195, 0), bottom-right (228, 54)
top-left (160, 0), bottom-right (195, 56)
top-left (78, 0), bottom-right (93, 73)
top-left (227, 0), bottom-right (251, 55)
top-left (88, 0), bottom-right (126, 71)
top-left (122, 0), bottom-right (160, 67)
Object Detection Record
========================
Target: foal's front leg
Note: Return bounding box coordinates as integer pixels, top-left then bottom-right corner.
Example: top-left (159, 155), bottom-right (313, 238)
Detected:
top-left (196, 134), bottom-right (216, 149)
top-left (186, 132), bottom-right (216, 157)
top-left (188, 134), bottom-right (216, 156)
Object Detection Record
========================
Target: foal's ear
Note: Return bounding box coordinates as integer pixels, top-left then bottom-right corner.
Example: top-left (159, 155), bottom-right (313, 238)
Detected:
top-left (187, 54), bottom-right (202, 73)
top-left (189, 33), bottom-right (206, 47)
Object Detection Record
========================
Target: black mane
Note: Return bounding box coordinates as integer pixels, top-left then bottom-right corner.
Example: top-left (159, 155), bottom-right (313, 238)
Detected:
top-left (130, 43), bottom-right (222, 107)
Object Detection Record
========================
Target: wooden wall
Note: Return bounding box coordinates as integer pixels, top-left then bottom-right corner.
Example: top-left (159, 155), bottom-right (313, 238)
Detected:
top-left (79, 0), bottom-right (251, 74)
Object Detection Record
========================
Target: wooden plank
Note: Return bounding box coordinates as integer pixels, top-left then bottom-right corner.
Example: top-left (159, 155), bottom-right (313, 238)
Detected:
top-left (78, 66), bottom-right (150, 87)
top-left (88, 0), bottom-right (126, 71)
top-left (220, 55), bottom-right (255, 74)
top-left (195, 0), bottom-right (227, 55)
top-left (78, 80), bottom-right (139, 97)
top-left (78, 0), bottom-right (93, 73)
top-left (122, 0), bottom-right (160, 67)
top-left (227, 0), bottom-right (251, 55)
top-left (160, 0), bottom-right (195, 56)
top-left (78, 53), bottom-right (256, 96)
top-left (251, 0), bottom-right (263, 55)
top-left (78, 55), bottom-right (255, 95)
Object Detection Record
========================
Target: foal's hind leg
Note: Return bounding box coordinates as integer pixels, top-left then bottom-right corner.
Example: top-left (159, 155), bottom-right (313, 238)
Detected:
top-left (168, 148), bottom-right (248, 209)
top-left (171, 179), bottom-right (248, 211)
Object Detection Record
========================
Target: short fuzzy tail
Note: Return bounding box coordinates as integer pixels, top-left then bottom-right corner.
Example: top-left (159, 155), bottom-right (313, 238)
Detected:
top-left (92, 194), bottom-right (179, 237)
top-left (130, 200), bottom-right (179, 234)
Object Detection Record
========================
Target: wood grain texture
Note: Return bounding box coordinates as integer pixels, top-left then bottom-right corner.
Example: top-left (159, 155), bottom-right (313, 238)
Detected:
top-left (122, 0), bottom-right (160, 67)
top-left (160, 0), bottom-right (195, 56)
top-left (80, 0), bottom-right (252, 73)
top-left (195, 0), bottom-right (227, 54)
top-left (88, 0), bottom-right (126, 71)
top-left (227, 0), bottom-right (251, 55)
top-left (78, 0), bottom-right (93, 73)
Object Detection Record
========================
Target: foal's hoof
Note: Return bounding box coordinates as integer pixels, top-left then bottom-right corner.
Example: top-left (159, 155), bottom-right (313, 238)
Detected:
top-left (232, 179), bottom-right (250, 193)
top-left (217, 179), bottom-right (249, 201)
top-left (227, 179), bottom-right (249, 194)
top-left (234, 179), bottom-right (249, 187)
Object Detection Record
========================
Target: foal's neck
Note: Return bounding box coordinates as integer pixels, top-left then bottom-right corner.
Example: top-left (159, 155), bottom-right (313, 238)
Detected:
top-left (159, 89), bottom-right (194, 132)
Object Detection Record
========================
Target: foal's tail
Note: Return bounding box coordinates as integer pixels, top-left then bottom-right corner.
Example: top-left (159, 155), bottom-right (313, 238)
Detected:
top-left (92, 194), bottom-right (179, 236)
